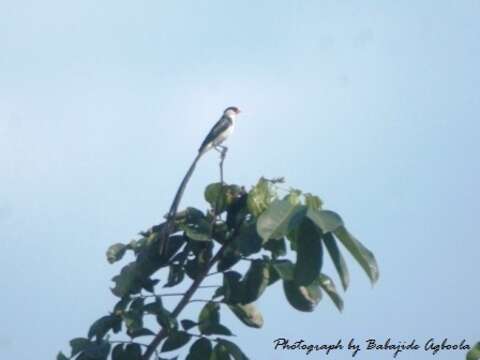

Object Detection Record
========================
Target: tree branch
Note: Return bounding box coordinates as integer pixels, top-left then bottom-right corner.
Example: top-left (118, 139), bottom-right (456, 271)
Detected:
top-left (142, 241), bottom-right (229, 359)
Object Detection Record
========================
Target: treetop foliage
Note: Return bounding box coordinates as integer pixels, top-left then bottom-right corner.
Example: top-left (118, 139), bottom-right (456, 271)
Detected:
top-left (58, 177), bottom-right (379, 360)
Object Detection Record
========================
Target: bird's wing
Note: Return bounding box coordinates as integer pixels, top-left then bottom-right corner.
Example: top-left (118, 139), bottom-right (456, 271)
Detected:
top-left (199, 115), bottom-right (232, 152)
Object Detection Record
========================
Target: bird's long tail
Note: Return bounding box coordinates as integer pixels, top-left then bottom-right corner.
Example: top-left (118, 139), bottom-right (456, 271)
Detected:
top-left (159, 150), bottom-right (204, 255)
top-left (167, 151), bottom-right (203, 219)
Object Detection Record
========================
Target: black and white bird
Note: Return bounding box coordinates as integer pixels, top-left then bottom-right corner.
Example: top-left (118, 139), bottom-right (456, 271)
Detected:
top-left (198, 106), bottom-right (240, 156)
top-left (165, 106), bottom-right (241, 223)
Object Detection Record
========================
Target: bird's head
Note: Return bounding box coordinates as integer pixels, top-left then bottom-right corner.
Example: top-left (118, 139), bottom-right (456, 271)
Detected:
top-left (224, 106), bottom-right (241, 118)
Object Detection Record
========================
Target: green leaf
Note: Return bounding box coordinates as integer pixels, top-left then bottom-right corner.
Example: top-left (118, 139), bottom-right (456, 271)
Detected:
top-left (129, 297), bottom-right (145, 312)
top-left (161, 234), bottom-right (187, 261)
top-left (334, 226), bottom-right (379, 284)
top-left (294, 218), bottom-right (323, 286)
top-left (226, 192), bottom-right (248, 230)
top-left (153, 302), bottom-right (175, 331)
top-left (204, 323), bottom-right (233, 336)
top-left (263, 237), bottom-right (286, 258)
top-left (185, 242), bottom-right (213, 280)
top-left (128, 328), bottom-right (155, 338)
top-left (113, 296), bottom-right (132, 316)
top-left (124, 343), bottom-right (142, 360)
top-left (189, 240), bottom-right (214, 259)
top-left (111, 344), bottom-right (125, 360)
top-left (156, 315), bottom-right (177, 333)
top-left (247, 177), bottom-right (275, 217)
top-left (88, 315), bottom-right (121, 340)
top-left (210, 344), bottom-right (230, 360)
top-left (180, 218), bottom-right (212, 242)
top-left (286, 228), bottom-right (298, 251)
top-left (212, 286), bottom-right (225, 299)
top-left (56, 352), bottom-right (69, 360)
top-left (256, 199), bottom-right (306, 242)
top-left (217, 247), bottom-right (241, 272)
top-left (467, 343), bottom-right (480, 360)
top-left (183, 207), bottom-right (207, 223)
top-left (222, 271), bottom-right (245, 304)
top-left (143, 297), bottom-right (164, 315)
top-left (228, 303), bottom-right (264, 328)
top-left (271, 260), bottom-right (294, 281)
top-left (161, 331), bottom-right (191, 352)
top-left (205, 183), bottom-right (227, 213)
top-left (217, 339), bottom-right (249, 360)
top-left (142, 278), bottom-right (160, 293)
top-left (106, 243), bottom-right (128, 264)
top-left (123, 310), bottom-right (143, 332)
top-left (323, 232), bottom-right (350, 290)
top-left (185, 258), bottom-right (203, 280)
top-left (233, 221), bottom-right (262, 256)
top-left (70, 338), bottom-right (92, 357)
top-left (111, 262), bottom-right (145, 298)
top-left (186, 338), bottom-right (212, 360)
top-left (317, 273), bottom-right (344, 312)
top-left (242, 260), bottom-right (270, 304)
top-left (181, 319), bottom-right (197, 330)
top-left (213, 221), bottom-right (230, 245)
top-left (304, 193), bottom-right (323, 209)
top-left (198, 302), bottom-right (220, 335)
top-left (82, 341), bottom-right (111, 360)
top-left (285, 189), bottom-right (302, 205)
top-left (127, 237), bottom-right (148, 254)
top-left (267, 263), bottom-right (280, 285)
top-left (224, 185), bottom-right (245, 208)
top-left (283, 280), bottom-right (322, 312)
top-left (164, 264), bottom-right (185, 287)
top-left (306, 208), bottom-right (343, 233)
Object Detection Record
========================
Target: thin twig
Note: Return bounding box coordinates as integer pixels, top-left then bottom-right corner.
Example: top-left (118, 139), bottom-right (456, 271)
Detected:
top-left (219, 147), bottom-right (227, 184)
top-left (205, 271), bottom-right (222, 277)
top-left (188, 299), bottom-right (221, 304)
top-left (182, 332), bottom-right (222, 342)
top-left (184, 332), bottom-right (204, 339)
top-left (156, 293), bottom-right (186, 297)
top-left (240, 256), bottom-right (256, 262)
top-left (133, 293), bottom-right (186, 299)
top-left (110, 340), bottom-right (152, 348)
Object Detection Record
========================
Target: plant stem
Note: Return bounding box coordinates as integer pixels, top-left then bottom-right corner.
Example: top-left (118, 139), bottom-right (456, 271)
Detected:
top-left (141, 243), bottom-right (228, 359)
top-left (134, 293), bottom-right (186, 299)
top-left (240, 256), bottom-right (256, 262)
top-left (206, 271), bottom-right (222, 277)
top-left (188, 299), bottom-right (221, 304)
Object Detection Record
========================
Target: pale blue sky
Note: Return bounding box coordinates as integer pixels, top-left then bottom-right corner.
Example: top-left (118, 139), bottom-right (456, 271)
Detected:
top-left (1, 1), bottom-right (479, 359)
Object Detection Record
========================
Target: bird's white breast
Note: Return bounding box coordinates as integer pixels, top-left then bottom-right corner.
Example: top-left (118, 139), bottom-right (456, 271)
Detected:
top-left (213, 117), bottom-right (235, 146)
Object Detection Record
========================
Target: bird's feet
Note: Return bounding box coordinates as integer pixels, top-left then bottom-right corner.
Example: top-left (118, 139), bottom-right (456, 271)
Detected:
top-left (214, 145), bottom-right (228, 160)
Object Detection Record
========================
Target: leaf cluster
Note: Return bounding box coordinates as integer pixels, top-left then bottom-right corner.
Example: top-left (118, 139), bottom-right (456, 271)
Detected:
top-left (59, 177), bottom-right (379, 360)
